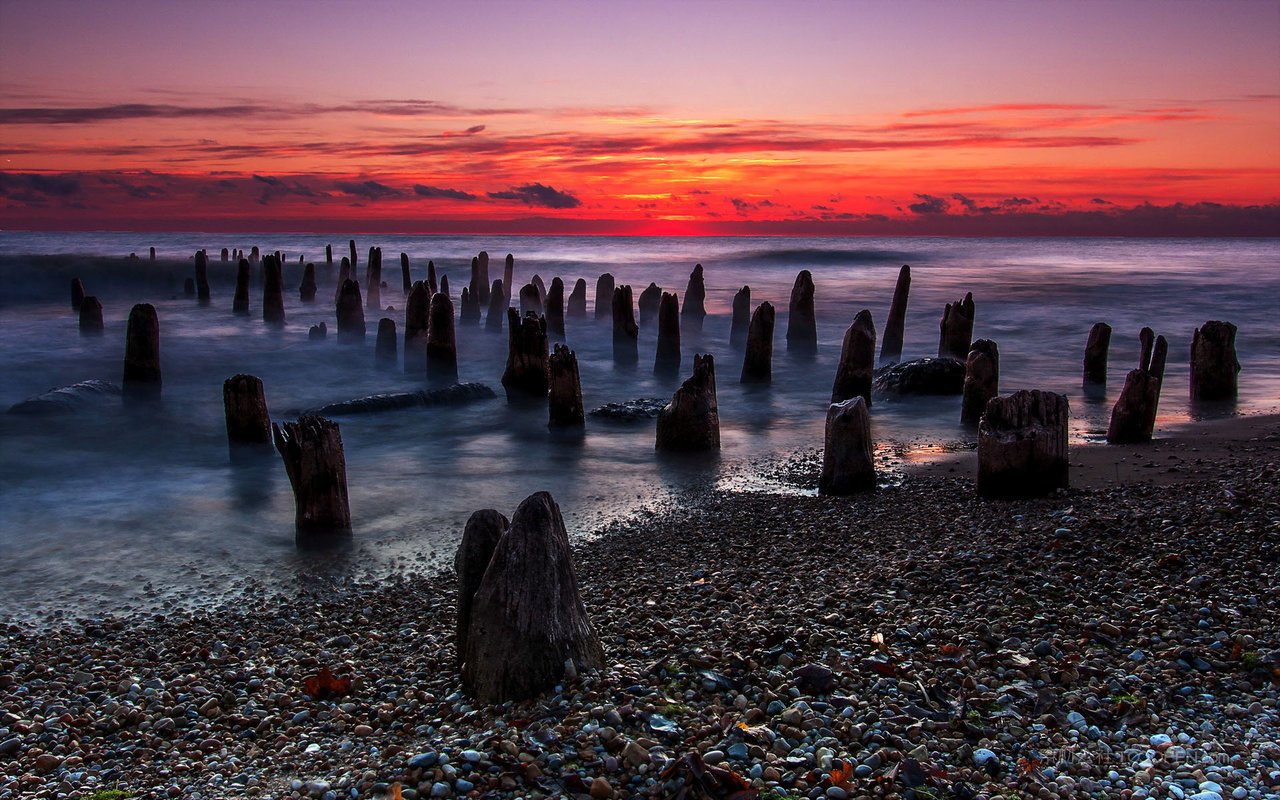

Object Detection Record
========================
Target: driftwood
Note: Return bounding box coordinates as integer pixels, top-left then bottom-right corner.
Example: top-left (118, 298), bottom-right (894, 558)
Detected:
top-left (978, 390), bottom-right (1069, 498)
top-left (595, 273), bottom-right (615, 320)
top-left (786, 270), bottom-right (817, 355)
top-left (273, 415), bottom-right (352, 540)
top-left (502, 309), bottom-right (550, 400)
top-left (880, 264), bottom-right (911, 365)
top-left (306, 382), bottom-right (495, 416)
top-left (656, 353), bottom-right (720, 451)
top-left (262, 255), bottom-right (285, 326)
top-left (454, 509), bottom-right (509, 666)
top-left (336, 279), bottom-right (366, 343)
top-left (938, 292), bottom-right (975, 360)
top-left (740, 302), bottom-right (775, 384)
top-left (546, 277), bottom-right (566, 338)
top-left (567, 278), bottom-right (587, 317)
top-left (486, 279), bottom-right (506, 332)
top-left (872, 357), bottom-right (966, 398)
top-left (549, 344), bottom-right (585, 427)
top-left (122, 303), bottom-right (162, 406)
top-left (223, 374), bottom-right (272, 459)
top-left (831, 309), bottom-right (876, 405)
top-left (1082, 322), bottom-right (1111, 389)
top-left (654, 291), bottom-right (681, 377)
top-left (638, 282), bottom-right (662, 327)
top-left (8, 380), bottom-right (120, 415)
top-left (79, 296), bottom-right (104, 336)
top-left (1106, 328), bottom-right (1167, 443)
top-left (461, 491), bottom-right (605, 702)
top-left (730, 286), bottom-right (751, 349)
top-left (1190, 320), bottom-right (1240, 402)
top-left (612, 285), bottom-right (638, 365)
top-left (819, 397), bottom-right (876, 495)
top-left (375, 318), bottom-right (397, 370)
top-left (404, 281), bottom-right (431, 373)
top-left (426, 292), bottom-right (458, 385)
top-left (681, 264), bottom-right (707, 331)
top-left (961, 339), bottom-right (1000, 425)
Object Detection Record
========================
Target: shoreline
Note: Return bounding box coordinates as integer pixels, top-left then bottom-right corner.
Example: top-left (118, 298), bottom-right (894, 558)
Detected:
top-left (2, 413), bottom-right (1278, 799)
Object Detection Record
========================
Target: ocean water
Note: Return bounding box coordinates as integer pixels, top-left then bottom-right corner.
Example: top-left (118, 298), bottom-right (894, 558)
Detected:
top-left (1, 233), bottom-right (1277, 621)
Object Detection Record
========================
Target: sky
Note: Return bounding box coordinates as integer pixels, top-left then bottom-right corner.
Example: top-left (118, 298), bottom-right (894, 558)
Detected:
top-left (1, 0), bottom-right (1278, 235)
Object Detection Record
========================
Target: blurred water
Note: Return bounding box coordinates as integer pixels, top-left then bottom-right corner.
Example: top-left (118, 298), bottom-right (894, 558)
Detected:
top-left (1, 233), bottom-right (1277, 621)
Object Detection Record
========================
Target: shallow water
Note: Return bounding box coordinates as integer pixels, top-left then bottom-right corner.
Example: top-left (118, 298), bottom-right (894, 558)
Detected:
top-left (1, 233), bottom-right (1277, 621)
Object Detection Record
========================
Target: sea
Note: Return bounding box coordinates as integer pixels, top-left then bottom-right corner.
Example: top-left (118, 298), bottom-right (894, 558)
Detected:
top-left (1, 233), bottom-right (1277, 622)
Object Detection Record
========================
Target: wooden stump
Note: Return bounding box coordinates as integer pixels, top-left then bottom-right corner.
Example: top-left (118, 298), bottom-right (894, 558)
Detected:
top-left (786, 270), bottom-right (817, 355)
top-left (122, 303), bottom-right (162, 405)
top-left (519, 283), bottom-right (543, 317)
top-left (476, 251), bottom-right (490, 306)
top-left (461, 491), bottom-right (604, 702)
top-left (502, 254), bottom-right (514, 302)
top-left (681, 264), bottom-right (707, 331)
top-left (262, 255), bottom-right (286, 326)
top-left (638, 282), bottom-right (662, 327)
top-left (531, 275), bottom-right (547, 307)
top-left (1190, 320), bottom-right (1240, 402)
top-left (501, 309), bottom-right (550, 400)
top-left (71, 278), bottom-right (85, 312)
top-left (880, 264), bottom-right (911, 365)
top-left (740, 302), bottom-right (775, 384)
top-left (233, 258), bottom-right (251, 314)
top-left (223, 374), bottom-right (272, 460)
top-left (333, 257), bottom-right (351, 304)
top-left (400, 252), bottom-right (412, 295)
top-left (375, 318), bottom-right (398, 370)
top-left (300, 263), bottom-right (317, 303)
top-left (272, 415), bottom-right (353, 540)
top-left (455, 509), bottom-right (509, 666)
top-left (567, 278), bottom-right (587, 318)
top-left (150, 246), bottom-right (156, 260)
top-left (595, 273), bottom-right (615, 320)
top-left (426, 292), bottom-right (458, 385)
top-left (427, 260), bottom-right (438, 295)
top-left (365, 247), bottom-right (382, 311)
top-left (654, 291), bottom-right (682, 377)
top-left (961, 339), bottom-right (1000, 425)
top-left (831, 309), bottom-right (876, 405)
top-left (1107, 329), bottom-right (1167, 443)
top-left (1082, 322), bottom-right (1111, 389)
top-left (612, 285), bottom-right (638, 365)
top-left (79, 296), bottom-right (103, 336)
top-left (656, 353), bottom-right (720, 451)
top-left (336, 279), bottom-right (366, 343)
top-left (404, 281), bottom-right (431, 373)
top-left (325, 244), bottom-right (333, 266)
top-left (730, 286), bottom-right (751, 350)
top-left (439, 274), bottom-right (450, 299)
top-left (819, 397), bottom-right (876, 495)
top-left (485, 279), bottom-right (506, 332)
top-left (221, 247), bottom-right (229, 262)
top-left (546, 277), bottom-right (566, 338)
top-left (978, 390), bottom-right (1069, 498)
top-left (309, 322), bottom-right (327, 341)
top-left (460, 287), bottom-right (481, 325)
top-left (348, 239), bottom-right (357, 270)
top-left (549, 344), bottom-right (585, 427)
top-left (938, 292), bottom-right (975, 360)
top-left (195, 249), bottom-right (211, 303)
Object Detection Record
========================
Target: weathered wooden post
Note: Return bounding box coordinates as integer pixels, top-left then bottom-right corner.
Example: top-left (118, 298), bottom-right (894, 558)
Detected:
top-left (365, 247), bottom-right (382, 311)
top-left (654, 291), bottom-right (681, 377)
top-left (546, 277), bottom-right (566, 338)
top-left (439, 274), bottom-right (450, 299)
top-left (376, 318), bottom-right (398, 370)
top-left (831, 309), bottom-right (876, 405)
top-left (223, 374), bottom-right (272, 460)
top-left (519, 282), bottom-right (543, 316)
top-left (503, 253), bottom-right (514, 302)
top-left (501, 309), bottom-right (550, 400)
top-left (336, 279), bottom-right (366, 343)
top-left (477, 251), bottom-right (490, 305)
top-left (299, 263), bottom-right (317, 303)
top-left (71, 278), bottom-right (85, 312)
top-left (1082, 322), bottom-right (1111, 391)
top-left (221, 247), bottom-right (230, 262)
top-left (426, 292), bottom-right (458, 385)
top-left (819, 397), bottom-right (876, 495)
top-left (1107, 328), bottom-right (1167, 443)
top-left (730, 286), bottom-right (751, 349)
top-left (485, 279), bottom-right (506, 332)
top-left (195, 249), bottom-right (211, 304)
top-left (978, 390), bottom-right (1070, 497)
top-left (567, 278), bottom-right (587, 318)
top-left (548, 344), bottom-right (585, 427)
top-left (531, 275), bottom-right (547, 308)
top-left (250, 245), bottom-right (260, 264)
top-left (786, 270), bottom-right (817, 355)
top-left (454, 509), bottom-right (509, 666)
top-left (938, 292), bottom-right (975, 360)
top-left (400, 252), bottom-right (412, 295)
top-left (348, 239), bottom-right (357, 269)
top-left (657, 354), bottom-right (720, 451)
top-left (325, 244), bottom-right (333, 268)
top-left (149, 246), bottom-right (156, 261)
top-left (427, 260), bottom-right (438, 295)
top-left (79, 296), bottom-right (104, 336)
top-left (638, 282), bottom-right (662, 327)
top-left (681, 264), bottom-right (707, 331)
top-left (880, 265), bottom-right (911, 365)
top-left (740, 302), bottom-right (775, 384)
top-left (333, 257), bottom-right (351, 303)
top-left (404, 281), bottom-right (431, 373)
top-left (460, 491), bottom-right (605, 702)
top-left (595, 273), bottom-right (615, 320)
top-left (262, 255), bottom-right (286, 326)
top-left (309, 322), bottom-right (327, 341)
top-left (460, 287), bottom-right (481, 325)
top-left (469, 256), bottom-right (481, 308)
top-left (612, 284), bottom-right (638, 365)
top-left (961, 339), bottom-right (999, 424)
top-left (232, 258), bottom-right (251, 314)
top-left (122, 303), bottom-right (161, 405)
top-left (1190, 320), bottom-right (1240, 402)
top-left (272, 415), bottom-right (353, 541)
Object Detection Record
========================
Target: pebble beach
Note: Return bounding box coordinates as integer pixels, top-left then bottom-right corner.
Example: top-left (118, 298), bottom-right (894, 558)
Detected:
top-left (2, 415), bottom-right (1277, 800)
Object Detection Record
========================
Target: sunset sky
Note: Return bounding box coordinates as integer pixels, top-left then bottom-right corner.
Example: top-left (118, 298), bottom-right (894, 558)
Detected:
top-left (2, 0), bottom-right (1278, 235)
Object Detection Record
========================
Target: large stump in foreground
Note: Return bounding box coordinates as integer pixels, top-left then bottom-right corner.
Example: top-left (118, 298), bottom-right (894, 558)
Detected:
top-left (1190, 320), bottom-right (1240, 402)
top-left (656, 353), bottom-right (720, 451)
top-left (461, 491), bottom-right (605, 702)
top-left (740, 302), bottom-right (774, 384)
top-left (1107, 328), bottom-right (1167, 444)
top-left (122, 303), bottom-right (162, 406)
top-left (501, 309), bottom-right (550, 400)
top-left (978, 389), bottom-right (1069, 498)
top-left (681, 264), bottom-right (707, 331)
top-left (831, 309), bottom-right (876, 405)
top-left (273, 415), bottom-right (353, 540)
top-left (730, 285), bottom-right (751, 350)
top-left (961, 339), bottom-right (1000, 425)
top-left (880, 264), bottom-right (911, 365)
top-left (454, 509), bottom-right (509, 667)
top-left (1082, 322), bottom-right (1112, 390)
top-left (819, 397), bottom-right (876, 495)
top-left (223, 374), bottom-right (272, 460)
top-left (938, 292), bottom-right (975, 360)
top-left (548, 344), bottom-right (585, 427)
top-left (786, 269), bottom-right (817, 356)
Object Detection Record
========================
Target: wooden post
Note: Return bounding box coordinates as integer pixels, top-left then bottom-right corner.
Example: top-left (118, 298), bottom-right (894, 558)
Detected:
top-left (595, 273), bottom-right (615, 320)
top-left (400, 252), bottom-right (412, 295)
top-left (1082, 322), bottom-right (1111, 389)
top-left (638, 282), bottom-right (662, 327)
top-left (819, 397), bottom-right (876, 495)
top-left (122, 303), bottom-right (161, 406)
top-left (348, 239), bottom-right (357, 270)
top-left (333, 257), bottom-right (351, 303)
top-left (404, 281), bottom-right (431, 373)
top-left (938, 292), bottom-right (975, 360)
top-left (730, 286), bottom-right (751, 350)
top-left (262, 255), bottom-right (285, 326)
top-left (325, 244), bottom-right (333, 267)
top-left (1190, 320), bottom-right (1239, 402)
top-left (336, 279), bottom-right (366, 343)
top-left (503, 254), bottom-right (514, 303)
top-left (79, 296), bottom-right (103, 336)
top-left (454, 509), bottom-right (509, 666)
top-left (233, 258), bottom-right (251, 314)
top-left (654, 291), bottom-right (681, 377)
top-left (195, 249), bottom-right (211, 304)
top-left (681, 264), bottom-right (707, 331)
top-left (427, 260), bottom-right (438, 295)
top-left (439, 274), bottom-right (450, 299)
top-left (961, 339), bottom-right (1000, 425)
top-left (519, 282), bottom-right (543, 316)
top-left (656, 353), bottom-right (720, 451)
top-left (501, 309), bottom-right (550, 400)
top-left (1107, 329), bottom-right (1167, 443)
top-left (299, 263), bottom-right (317, 303)
top-left (477, 251), bottom-right (490, 306)
top-left (272, 415), bottom-right (353, 540)
top-left (549, 344), bottom-right (585, 427)
top-left (365, 247), bottom-right (382, 311)
top-left (375, 318), bottom-right (397, 370)
top-left (485, 279), bottom-right (506, 332)
top-left (71, 278), bottom-right (85, 312)
top-left (460, 287), bottom-right (481, 325)
top-left (831, 309), bottom-right (876, 405)
top-left (786, 270), bottom-right (817, 355)
top-left (740, 302), bottom-right (775, 384)
top-left (149, 246), bottom-right (156, 260)
top-left (426, 292), bottom-right (458, 385)
top-left (546, 277), bottom-right (566, 338)
top-left (221, 247), bottom-right (229, 262)
top-left (880, 264), bottom-right (911, 365)
top-left (978, 390), bottom-right (1070, 497)
top-left (223, 374), bottom-right (272, 460)
top-left (309, 323), bottom-right (327, 341)
top-left (612, 284), bottom-right (638, 365)
top-left (567, 278), bottom-right (587, 318)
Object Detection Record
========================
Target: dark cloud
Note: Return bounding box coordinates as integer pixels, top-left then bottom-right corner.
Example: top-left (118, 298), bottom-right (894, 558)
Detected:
top-left (730, 198), bottom-right (756, 213)
top-left (811, 204), bottom-right (832, 211)
top-left (1001, 196), bottom-right (1038, 207)
top-left (0, 99), bottom-right (529, 126)
top-left (1091, 197), bottom-right (1113, 205)
top-left (951, 193), bottom-right (978, 211)
top-left (99, 175), bottom-right (166, 199)
top-left (252, 174), bottom-right (284, 187)
top-left (464, 125), bottom-right (486, 135)
top-left (0, 172), bottom-right (82, 197)
top-left (687, 189), bottom-right (711, 195)
top-left (487, 183), bottom-right (580, 209)
top-left (335, 180), bottom-right (402, 200)
top-left (908, 194), bottom-right (950, 214)
top-left (413, 184), bottom-right (478, 201)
